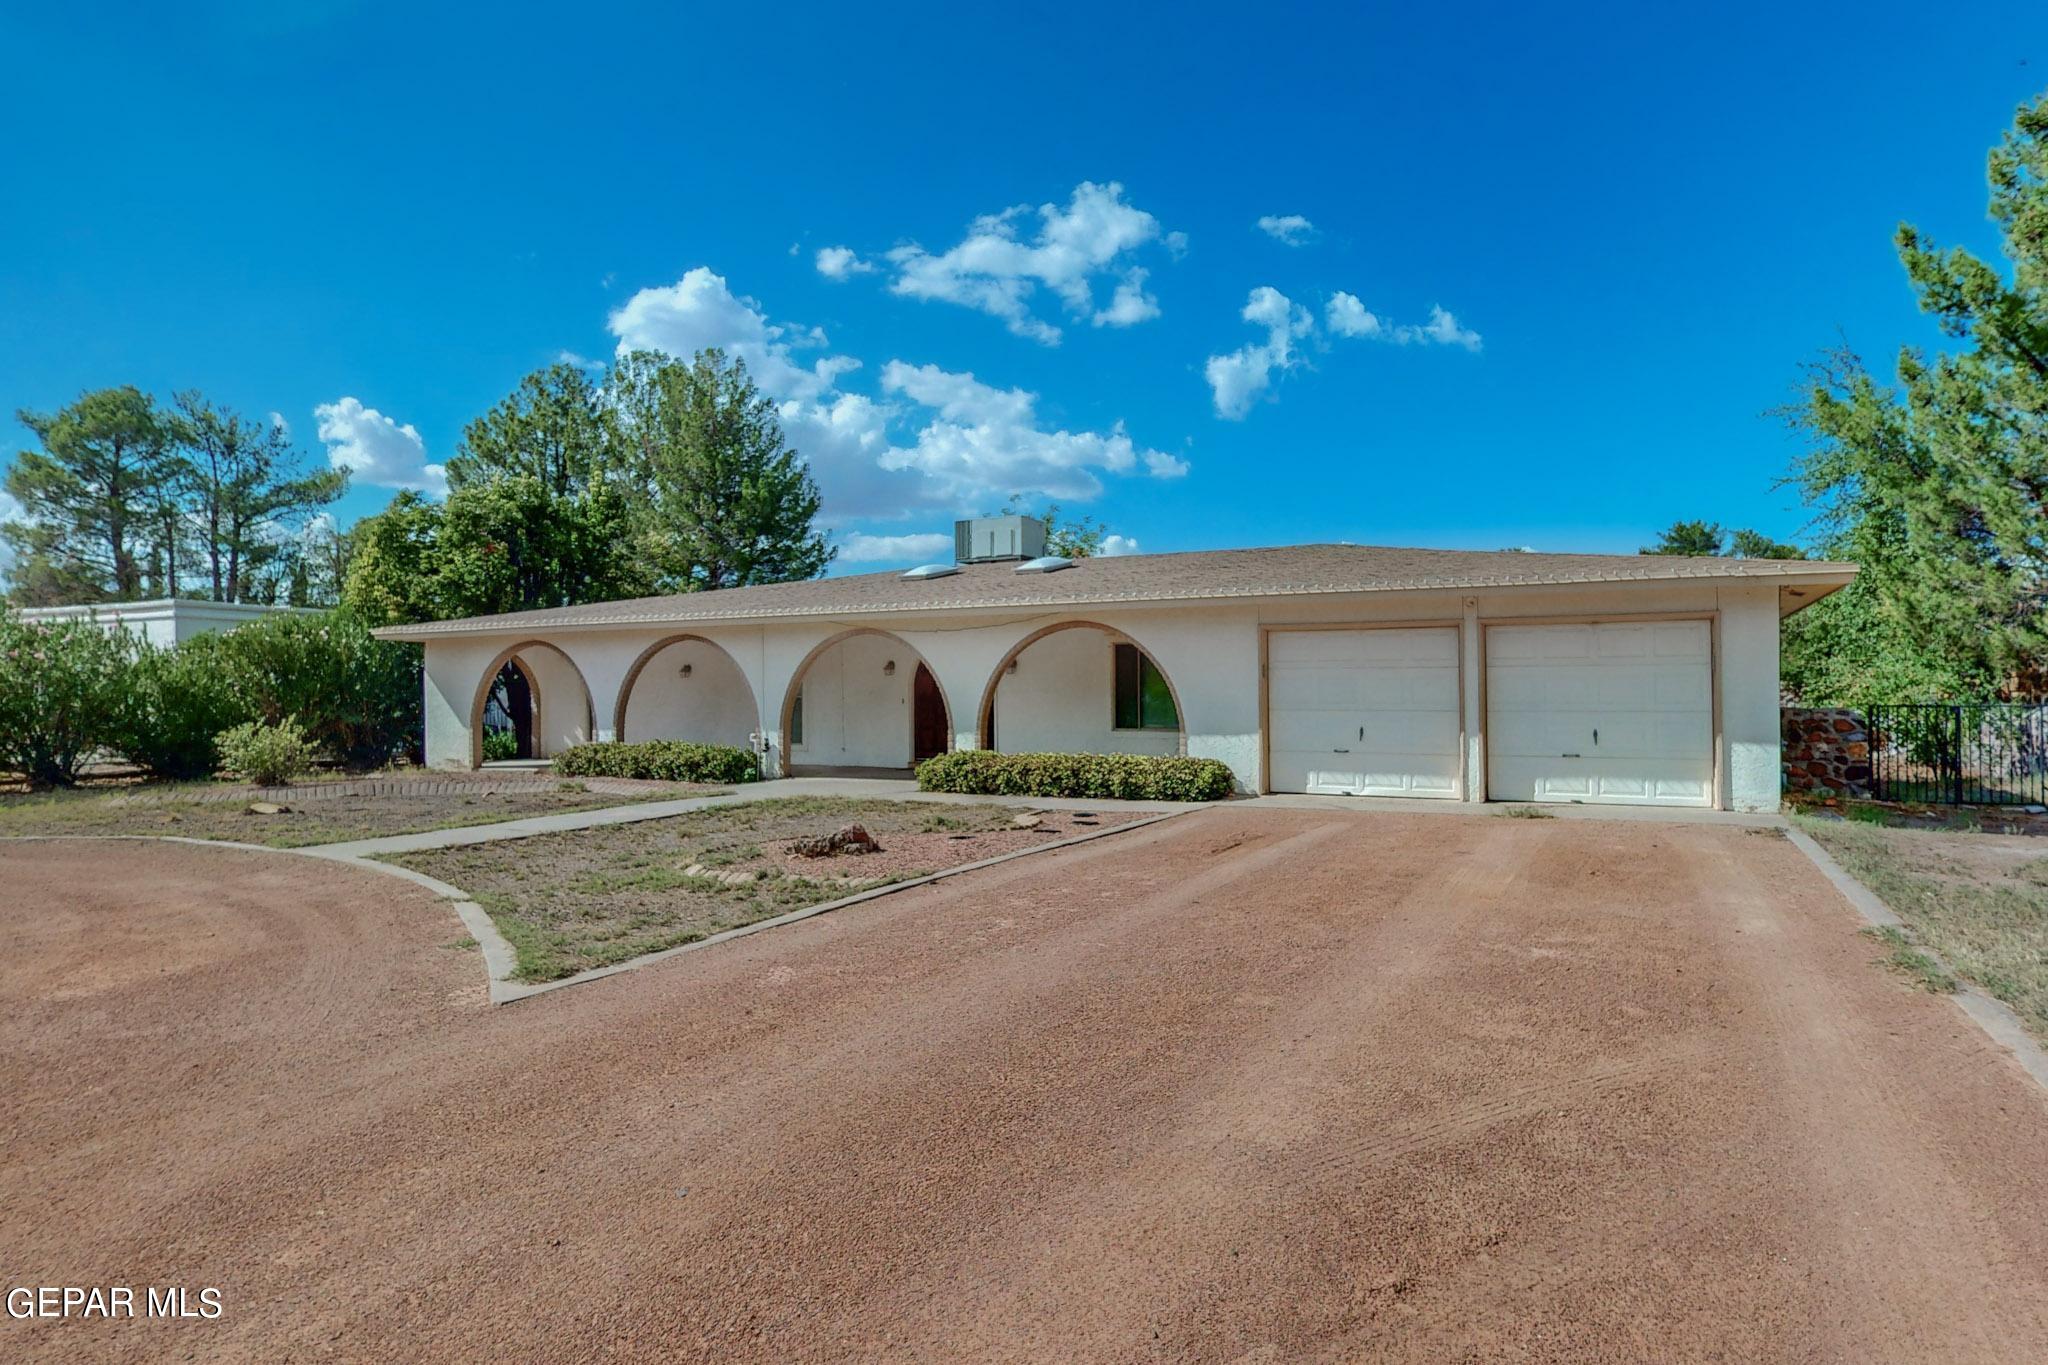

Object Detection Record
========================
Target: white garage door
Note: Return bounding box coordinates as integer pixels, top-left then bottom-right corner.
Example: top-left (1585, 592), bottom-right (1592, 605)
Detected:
top-left (1487, 621), bottom-right (1713, 807)
top-left (1267, 627), bottom-right (1462, 797)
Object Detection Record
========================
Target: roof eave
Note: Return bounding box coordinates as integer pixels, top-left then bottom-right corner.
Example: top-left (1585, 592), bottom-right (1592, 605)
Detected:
top-left (370, 561), bottom-right (1862, 642)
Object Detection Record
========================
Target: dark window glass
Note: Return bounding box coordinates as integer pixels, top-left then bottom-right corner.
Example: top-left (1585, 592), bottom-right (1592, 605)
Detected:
top-left (791, 689), bottom-right (804, 745)
top-left (1113, 643), bottom-right (1178, 730)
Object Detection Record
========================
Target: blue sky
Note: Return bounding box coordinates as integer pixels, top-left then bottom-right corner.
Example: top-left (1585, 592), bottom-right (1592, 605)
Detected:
top-left (4, 1), bottom-right (2044, 574)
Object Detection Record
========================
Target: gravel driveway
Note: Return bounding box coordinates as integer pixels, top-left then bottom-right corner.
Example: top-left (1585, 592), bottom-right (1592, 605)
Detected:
top-left (6, 811), bottom-right (2048, 1360)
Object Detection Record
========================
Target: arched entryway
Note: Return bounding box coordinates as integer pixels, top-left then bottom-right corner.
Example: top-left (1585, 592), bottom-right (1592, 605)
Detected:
top-left (467, 640), bottom-right (595, 768)
top-left (780, 629), bottom-right (953, 775)
top-left (614, 635), bottom-right (759, 748)
top-left (978, 621), bottom-right (1188, 756)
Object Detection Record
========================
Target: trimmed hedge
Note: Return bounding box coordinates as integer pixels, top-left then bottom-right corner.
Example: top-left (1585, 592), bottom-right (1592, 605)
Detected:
top-left (552, 739), bottom-right (761, 785)
top-left (915, 750), bottom-right (1236, 802)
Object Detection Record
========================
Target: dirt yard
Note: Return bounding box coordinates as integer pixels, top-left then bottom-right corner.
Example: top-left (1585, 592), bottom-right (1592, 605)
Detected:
top-left (6, 810), bottom-right (2048, 1361)
top-left (385, 796), bottom-right (1151, 981)
top-left (0, 770), bottom-right (723, 847)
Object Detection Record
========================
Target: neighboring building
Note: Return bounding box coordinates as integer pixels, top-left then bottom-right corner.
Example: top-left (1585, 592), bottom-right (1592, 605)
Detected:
top-left (373, 516), bottom-right (1857, 812)
top-left (17, 598), bottom-right (321, 649)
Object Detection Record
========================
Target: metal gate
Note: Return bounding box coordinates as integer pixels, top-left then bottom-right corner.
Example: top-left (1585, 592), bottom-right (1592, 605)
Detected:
top-left (1866, 703), bottom-right (2048, 806)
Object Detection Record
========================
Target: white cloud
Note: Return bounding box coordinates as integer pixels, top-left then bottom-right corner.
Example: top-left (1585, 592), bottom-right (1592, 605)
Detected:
top-left (1098, 534), bottom-right (1141, 556)
top-left (1325, 291), bottom-right (1383, 338)
top-left (1256, 214), bottom-right (1316, 246)
top-left (836, 531), bottom-right (953, 564)
top-left (556, 349), bottom-right (606, 371)
top-left (815, 245), bottom-right (875, 280)
top-left (1092, 268), bottom-right (1160, 328)
top-left (879, 360), bottom-right (1184, 503)
top-left (884, 181), bottom-right (1172, 344)
top-left (604, 266), bottom-right (1186, 519)
top-left (1204, 286), bottom-right (1315, 419)
top-left (608, 266), bottom-right (855, 403)
top-left (267, 411), bottom-right (292, 439)
top-left (1396, 304), bottom-right (1483, 351)
top-left (313, 397), bottom-right (446, 495)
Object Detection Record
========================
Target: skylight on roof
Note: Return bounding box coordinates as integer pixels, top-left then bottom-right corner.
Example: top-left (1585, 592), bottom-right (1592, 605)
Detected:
top-left (1014, 556), bottom-right (1074, 574)
top-left (900, 563), bottom-right (961, 580)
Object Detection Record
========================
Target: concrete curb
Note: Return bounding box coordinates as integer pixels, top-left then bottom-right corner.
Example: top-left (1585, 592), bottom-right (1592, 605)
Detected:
top-left (1784, 823), bottom-right (2048, 1094)
top-left (481, 808), bottom-right (1195, 1004)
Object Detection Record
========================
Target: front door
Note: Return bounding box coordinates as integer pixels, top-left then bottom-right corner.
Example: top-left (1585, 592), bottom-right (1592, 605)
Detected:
top-left (912, 663), bottom-right (949, 764)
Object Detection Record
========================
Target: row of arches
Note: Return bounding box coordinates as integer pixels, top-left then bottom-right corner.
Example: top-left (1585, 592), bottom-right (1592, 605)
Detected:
top-left (465, 622), bottom-right (1192, 774)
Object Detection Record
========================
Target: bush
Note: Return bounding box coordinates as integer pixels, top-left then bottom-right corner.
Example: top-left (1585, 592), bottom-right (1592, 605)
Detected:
top-left (915, 750), bottom-right (1236, 802)
top-left (215, 718), bottom-right (315, 786)
top-left (481, 727), bottom-right (521, 762)
top-left (208, 610), bottom-right (421, 768)
top-left (0, 610), bottom-right (133, 787)
top-left (552, 739), bottom-right (761, 785)
top-left (110, 637), bottom-right (249, 780)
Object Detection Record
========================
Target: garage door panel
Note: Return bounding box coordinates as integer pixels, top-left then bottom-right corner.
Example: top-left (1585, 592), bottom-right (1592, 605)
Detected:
top-left (1486, 621), bottom-right (1712, 808)
top-left (1268, 627), bottom-right (1462, 798)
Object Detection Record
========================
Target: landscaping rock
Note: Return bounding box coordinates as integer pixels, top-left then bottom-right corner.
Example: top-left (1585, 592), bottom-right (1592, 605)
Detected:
top-left (1011, 813), bottom-right (1044, 829)
top-left (788, 823), bottom-right (883, 858)
top-left (246, 802), bottom-right (293, 815)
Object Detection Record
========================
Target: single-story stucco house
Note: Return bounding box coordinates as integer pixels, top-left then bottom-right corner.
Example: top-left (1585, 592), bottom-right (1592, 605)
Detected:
top-left (20, 598), bottom-right (320, 649)
top-left (373, 516), bottom-right (1856, 812)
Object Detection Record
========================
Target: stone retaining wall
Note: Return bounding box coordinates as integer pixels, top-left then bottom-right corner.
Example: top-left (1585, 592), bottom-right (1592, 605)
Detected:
top-left (1782, 707), bottom-right (1871, 797)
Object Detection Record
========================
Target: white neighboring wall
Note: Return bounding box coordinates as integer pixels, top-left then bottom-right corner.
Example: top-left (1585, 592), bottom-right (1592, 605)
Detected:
top-left (17, 598), bottom-right (320, 649)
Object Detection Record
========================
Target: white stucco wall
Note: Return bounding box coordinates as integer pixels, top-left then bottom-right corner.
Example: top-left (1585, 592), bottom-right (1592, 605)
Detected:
top-left (989, 627), bottom-right (1180, 756)
top-left (415, 578), bottom-right (1798, 809)
top-left (617, 638), bottom-right (758, 748)
top-left (789, 632), bottom-right (925, 769)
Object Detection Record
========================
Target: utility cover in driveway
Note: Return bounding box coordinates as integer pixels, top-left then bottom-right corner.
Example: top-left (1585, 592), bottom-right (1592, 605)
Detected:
top-left (1487, 621), bottom-right (1712, 806)
top-left (1267, 627), bottom-right (1462, 797)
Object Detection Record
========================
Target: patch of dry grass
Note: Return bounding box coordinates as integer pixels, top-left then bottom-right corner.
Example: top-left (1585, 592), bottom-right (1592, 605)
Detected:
top-left (1797, 814), bottom-right (2048, 1038)
top-left (383, 797), bottom-right (1109, 983)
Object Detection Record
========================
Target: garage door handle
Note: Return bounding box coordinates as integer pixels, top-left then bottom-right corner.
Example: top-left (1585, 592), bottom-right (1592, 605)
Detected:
top-left (1561, 752), bottom-right (1581, 759)
top-left (1593, 728), bottom-right (1599, 746)
top-left (1358, 726), bottom-right (1365, 742)
top-left (1333, 748), bottom-right (1351, 754)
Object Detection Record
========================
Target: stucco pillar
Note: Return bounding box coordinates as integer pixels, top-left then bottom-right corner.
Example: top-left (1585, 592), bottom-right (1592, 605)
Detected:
top-left (1461, 596), bottom-right (1485, 801)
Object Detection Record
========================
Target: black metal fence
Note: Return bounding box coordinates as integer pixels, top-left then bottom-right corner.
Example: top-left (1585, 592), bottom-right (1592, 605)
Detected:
top-left (1867, 703), bottom-right (2048, 806)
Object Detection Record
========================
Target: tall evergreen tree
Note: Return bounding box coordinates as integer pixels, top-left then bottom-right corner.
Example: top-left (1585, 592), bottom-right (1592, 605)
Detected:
top-left (5, 387), bottom-right (175, 601)
top-left (1789, 91), bottom-right (2048, 691)
top-left (444, 362), bottom-right (620, 496)
top-left (172, 392), bottom-right (347, 602)
top-left (613, 348), bottom-right (833, 590)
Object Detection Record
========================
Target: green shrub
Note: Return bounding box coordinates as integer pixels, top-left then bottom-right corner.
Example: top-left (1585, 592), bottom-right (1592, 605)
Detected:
top-left (111, 637), bottom-right (250, 779)
top-left (481, 727), bottom-right (521, 762)
top-left (215, 718), bottom-right (316, 786)
top-left (552, 739), bottom-right (760, 785)
top-left (209, 610), bottom-right (420, 767)
top-left (0, 610), bottom-right (133, 787)
top-left (915, 750), bottom-right (1236, 802)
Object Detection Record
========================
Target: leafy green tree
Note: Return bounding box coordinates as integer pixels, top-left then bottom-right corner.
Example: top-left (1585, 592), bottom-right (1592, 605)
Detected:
top-left (0, 608), bottom-right (133, 786)
top-left (340, 492), bottom-right (446, 626)
top-left (445, 363), bottom-right (620, 496)
top-left (998, 498), bottom-right (1110, 558)
top-left (1640, 520), bottom-right (1729, 557)
top-left (613, 349), bottom-right (832, 590)
top-left (173, 392), bottom-right (347, 603)
top-left (1787, 91), bottom-right (2048, 694)
top-left (5, 387), bottom-right (176, 601)
top-left (433, 475), bottom-right (645, 616)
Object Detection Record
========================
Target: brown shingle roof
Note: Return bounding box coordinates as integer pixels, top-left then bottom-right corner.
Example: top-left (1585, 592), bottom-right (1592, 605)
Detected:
top-left (372, 543), bottom-right (1857, 639)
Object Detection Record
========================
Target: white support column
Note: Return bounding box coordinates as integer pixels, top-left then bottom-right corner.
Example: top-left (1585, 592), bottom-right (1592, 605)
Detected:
top-left (1461, 596), bottom-right (1485, 802)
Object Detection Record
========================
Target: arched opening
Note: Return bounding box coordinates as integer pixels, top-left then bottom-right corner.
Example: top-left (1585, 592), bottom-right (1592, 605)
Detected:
top-left (978, 621), bottom-right (1188, 757)
top-left (467, 640), bottom-right (595, 768)
top-left (614, 635), bottom-right (759, 748)
top-left (779, 628), bottom-right (953, 776)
